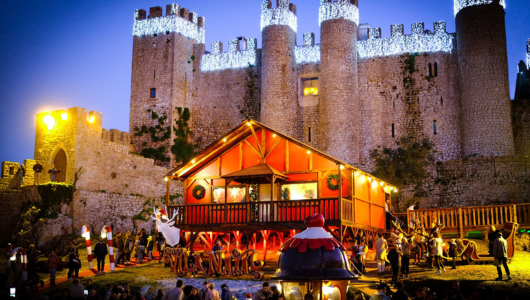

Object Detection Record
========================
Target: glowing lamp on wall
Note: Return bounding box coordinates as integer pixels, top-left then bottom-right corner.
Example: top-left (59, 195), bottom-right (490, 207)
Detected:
top-left (88, 116), bottom-right (95, 123)
top-left (393, 188), bottom-right (398, 193)
top-left (61, 113), bottom-right (68, 120)
top-left (43, 115), bottom-right (56, 129)
top-left (164, 177), bottom-right (168, 182)
top-left (371, 181), bottom-right (377, 188)
top-left (303, 80), bottom-right (319, 96)
top-left (360, 175), bottom-right (366, 183)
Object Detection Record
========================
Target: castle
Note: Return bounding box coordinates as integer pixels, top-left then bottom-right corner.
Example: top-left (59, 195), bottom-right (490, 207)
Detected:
top-left (1, 0), bottom-right (530, 246)
top-left (130, 0), bottom-right (530, 169)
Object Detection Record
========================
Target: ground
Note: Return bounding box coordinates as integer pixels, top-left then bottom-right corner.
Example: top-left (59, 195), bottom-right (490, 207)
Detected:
top-left (1, 239), bottom-right (529, 300)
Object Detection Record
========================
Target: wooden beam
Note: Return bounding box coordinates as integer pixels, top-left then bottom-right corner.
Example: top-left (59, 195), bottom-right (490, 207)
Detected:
top-left (244, 140), bottom-right (262, 157)
top-left (261, 128), bottom-right (266, 159)
top-left (239, 143), bottom-right (243, 171)
top-left (265, 137), bottom-right (283, 158)
top-left (166, 178), bottom-right (170, 207)
top-left (338, 164), bottom-right (343, 221)
top-left (248, 124), bottom-right (263, 158)
top-left (286, 141), bottom-right (290, 172)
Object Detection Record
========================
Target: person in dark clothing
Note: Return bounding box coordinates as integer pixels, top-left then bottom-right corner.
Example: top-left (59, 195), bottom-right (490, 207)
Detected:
top-left (48, 164), bottom-right (61, 182)
top-left (212, 240), bottom-right (223, 252)
top-left (33, 161), bottom-right (43, 185)
top-left (448, 239), bottom-right (458, 270)
top-left (137, 236), bottom-right (146, 264)
top-left (387, 245), bottom-right (403, 286)
top-left (221, 284), bottom-right (233, 300)
top-left (157, 231), bottom-right (165, 254)
top-left (183, 285), bottom-right (194, 300)
top-left (16, 165), bottom-right (25, 187)
top-left (146, 236), bottom-right (154, 261)
top-left (391, 281), bottom-right (409, 300)
top-left (67, 242), bottom-right (79, 279)
top-left (493, 231), bottom-right (512, 280)
top-left (267, 286), bottom-right (280, 300)
top-left (94, 238), bottom-right (108, 274)
top-left (188, 287), bottom-right (201, 300)
top-left (487, 226), bottom-right (498, 255)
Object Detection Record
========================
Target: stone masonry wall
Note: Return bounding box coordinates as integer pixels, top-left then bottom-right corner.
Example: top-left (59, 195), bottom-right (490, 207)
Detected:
top-left (191, 47), bottom-right (262, 149)
top-left (357, 51), bottom-right (461, 169)
top-left (513, 98), bottom-right (530, 157)
top-left (400, 156), bottom-right (530, 210)
top-left (0, 187), bottom-right (41, 245)
top-left (297, 63), bottom-right (321, 149)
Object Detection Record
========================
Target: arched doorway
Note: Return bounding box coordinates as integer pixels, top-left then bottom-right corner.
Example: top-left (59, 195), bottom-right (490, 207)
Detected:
top-left (53, 149), bottom-right (67, 182)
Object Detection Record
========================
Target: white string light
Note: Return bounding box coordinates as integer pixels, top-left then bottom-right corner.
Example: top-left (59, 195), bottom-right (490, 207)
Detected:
top-left (261, 0), bottom-right (297, 32)
top-left (133, 11), bottom-right (205, 44)
top-left (200, 38), bottom-right (258, 72)
top-left (527, 39), bottom-right (530, 69)
top-left (304, 33), bottom-right (315, 47)
top-left (357, 21), bottom-right (455, 59)
top-left (454, 0), bottom-right (505, 17)
top-left (295, 45), bottom-right (321, 64)
top-left (319, 0), bottom-right (359, 26)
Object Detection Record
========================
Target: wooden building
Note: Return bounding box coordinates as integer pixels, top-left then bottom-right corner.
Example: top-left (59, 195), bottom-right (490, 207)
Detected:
top-left (165, 120), bottom-right (396, 248)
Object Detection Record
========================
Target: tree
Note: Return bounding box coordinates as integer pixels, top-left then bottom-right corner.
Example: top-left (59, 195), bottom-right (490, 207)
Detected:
top-left (370, 135), bottom-right (435, 211)
top-left (12, 206), bottom-right (44, 247)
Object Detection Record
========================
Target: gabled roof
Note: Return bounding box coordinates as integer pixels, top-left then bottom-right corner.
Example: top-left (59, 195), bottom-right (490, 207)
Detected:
top-left (165, 119), bottom-right (391, 188)
top-left (221, 163), bottom-right (289, 184)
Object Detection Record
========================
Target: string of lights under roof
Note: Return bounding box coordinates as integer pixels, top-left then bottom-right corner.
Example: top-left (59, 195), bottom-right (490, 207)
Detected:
top-left (132, 10), bottom-right (205, 44)
top-left (454, 0), bottom-right (505, 17)
top-left (261, 0), bottom-right (297, 33)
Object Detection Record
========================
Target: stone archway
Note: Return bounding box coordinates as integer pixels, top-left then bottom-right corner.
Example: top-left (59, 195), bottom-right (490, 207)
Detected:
top-left (53, 148), bottom-right (67, 182)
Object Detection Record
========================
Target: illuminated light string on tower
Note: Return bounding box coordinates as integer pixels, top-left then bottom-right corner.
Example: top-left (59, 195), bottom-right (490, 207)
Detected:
top-left (453, 0), bottom-right (505, 17)
top-left (527, 39), bottom-right (530, 69)
top-left (295, 45), bottom-right (321, 64)
top-left (200, 38), bottom-right (258, 72)
top-left (261, 0), bottom-right (297, 33)
top-left (357, 21), bottom-right (455, 59)
top-left (319, 0), bottom-right (359, 27)
top-left (132, 9), bottom-right (205, 44)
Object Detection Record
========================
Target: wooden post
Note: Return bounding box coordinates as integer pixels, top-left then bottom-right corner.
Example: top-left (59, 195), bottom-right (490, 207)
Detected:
top-left (338, 165), bottom-right (343, 221)
top-left (224, 179), bottom-right (229, 224)
top-left (458, 208), bottom-right (464, 239)
top-left (271, 175), bottom-right (275, 222)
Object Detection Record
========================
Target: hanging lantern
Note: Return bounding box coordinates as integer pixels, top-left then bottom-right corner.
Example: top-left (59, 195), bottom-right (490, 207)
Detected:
top-left (303, 80), bottom-right (319, 96)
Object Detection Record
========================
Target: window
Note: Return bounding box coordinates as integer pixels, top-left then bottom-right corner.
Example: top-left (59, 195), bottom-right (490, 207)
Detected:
top-left (150, 88), bottom-right (156, 98)
top-left (434, 62), bottom-right (438, 77)
top-left (300, 77), bottom-right (319, 96)
top-left (212, 186), bottom-right (247, 203)
top-left (428, 63), bottom-right (433, 77)
top-left (280, 182), bottom-right (318, 201)
top-left (308, 127), bottom-right (312, 142)
top-left (440, 97), bottom-right (444, 107)
top-left (393, 101), bottom-right (395, 111)
top-left (153, 70), bottom-right (156, 78)
top-left (392, 123), bottom-right (395, 137)
top-left (433, 120), bottom-right (438, 135)
top-left (9, 167), bottom-right (14, 175)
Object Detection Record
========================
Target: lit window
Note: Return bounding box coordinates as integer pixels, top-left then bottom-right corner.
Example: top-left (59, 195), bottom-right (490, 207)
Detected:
top-left (434, 120), bottom-right (438, 135)
top-left (150, 88), bottom-right (156, 98)
top-left (301, 77), bottom-right (319, 96)
top-left (212, 186), bottom-right (247, 203)
top-left (280, 182), bottom-right (318, 201)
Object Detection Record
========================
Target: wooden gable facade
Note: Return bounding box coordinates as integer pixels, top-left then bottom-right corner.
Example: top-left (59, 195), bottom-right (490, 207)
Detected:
top-left (165, 120), bottom-right (395, 237)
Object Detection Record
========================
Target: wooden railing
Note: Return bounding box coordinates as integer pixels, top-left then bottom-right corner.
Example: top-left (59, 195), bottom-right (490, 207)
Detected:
top-left (168, 198), bottom-right (340, 227)
top-left (408, 204), bottom-right (530, 237)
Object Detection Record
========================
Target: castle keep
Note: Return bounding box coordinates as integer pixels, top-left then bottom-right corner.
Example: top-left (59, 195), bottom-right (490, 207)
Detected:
top-left (130, 0), bottom-right (529, 169)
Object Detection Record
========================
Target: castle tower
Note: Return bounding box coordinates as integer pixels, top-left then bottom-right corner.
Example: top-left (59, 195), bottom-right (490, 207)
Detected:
top-left (130, 4), bottom-right (205, 166)
top-left (318, 0), bottom-right (360, 164)
top-left (260, 0), bottom-right (301, 139)
top-left (455, 0), bottom-right (514, 157)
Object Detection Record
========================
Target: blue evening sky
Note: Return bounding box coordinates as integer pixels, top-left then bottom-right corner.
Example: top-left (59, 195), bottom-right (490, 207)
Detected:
top-left (1, 0), bottom-right (529, 164)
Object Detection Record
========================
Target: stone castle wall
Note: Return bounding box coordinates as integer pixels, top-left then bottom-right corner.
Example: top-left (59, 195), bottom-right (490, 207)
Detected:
top-left (513, 98), bottom-right (530, 157)
top-left (0, 187), bottom-right (41, 245)
top-left (403, 156), bottom-right (530, 210)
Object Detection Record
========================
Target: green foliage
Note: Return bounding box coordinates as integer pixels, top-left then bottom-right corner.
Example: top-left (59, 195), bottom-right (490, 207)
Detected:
top-left (36, 182), bottom-right (75, 218)
top-left (282, 187), bottom-right (290, 201)
top-left (132, 208), bottom-right (154, 222)
top-left (167, 193), bottom-right (183, 205)
top-left (171, 107), bottom-right (199, 163)
top-left (370, 135), bottom-right (435, 211)
top-left (13, 206), bottom-right (44, 246)
top-left (135, 109), bottom-right (172, 163)
top-left (140, 146), bottom-right (171, 162)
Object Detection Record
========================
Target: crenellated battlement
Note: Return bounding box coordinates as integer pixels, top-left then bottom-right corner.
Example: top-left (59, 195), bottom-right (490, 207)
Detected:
top-left (102, 129), bottom-right (131, 148)
top-left (261, 0), bottom-right (298, 33)
top-left (357, 21), bottom-right (455, 59)
top-left (295, 33), bottom-right (320, 64)
top-left (200, 37), bottom-right (258, 72)
top-left (133, 3), bottom-right (205, 44)
top-left (454, 0), bottom-right (506, 17)
top-left (319, 0), bottom-right (359, 27)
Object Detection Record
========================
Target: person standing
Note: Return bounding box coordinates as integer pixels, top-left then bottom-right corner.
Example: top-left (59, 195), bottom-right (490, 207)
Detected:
top-left (375, 232), bottom-right (388, 275)
top-left (448, 239), bottom-right (458, 270)
top-left (123, 231), bottom-right (134, 265)
top-left (16, 165), bottom-right (25, 187)
top-left (433, 232), bottom-right (445, 274)
top-left (114, 231), bottom-right (123, 266)
top-left (487, 226), bottom-right (498, 255)
top-left (493, 231), bottom-right (512, 280)
top-left (385, 199), bottom-right (393, 230)
top-left (33, 161), bottom-right (43, 185)
top-left (253, 282), bottom-right (271, 300)
top-left (47, 251), bottom-right (60, 286)
top-left (199, 281), bottom-right (209, 300)
top-left (147, 236), bottom-right (154, 261)
top-left (137, 236), bottom-right (146, 264)
top-left (94, 238), bottom-right (108, 274)
top-left (48, 164), bottom-right (61, 182)
top-left (387, 244), bottom-right (403, 286)
top-left (401, 238), bottom-right (411, 278)
top-left (67, 242), bottom-right (79, 279)
top-left (157, 231), bottom-right (165, 256)
top-left (220, 284), bottom-right (233, 300)
top-left (205, 283), bottom-right (220, 300)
